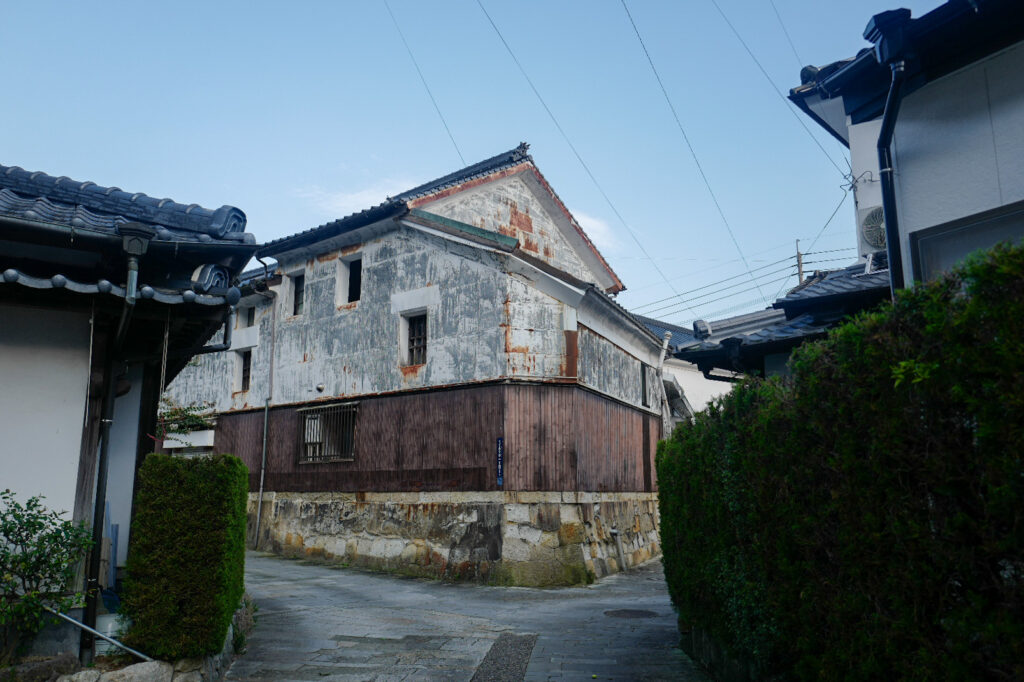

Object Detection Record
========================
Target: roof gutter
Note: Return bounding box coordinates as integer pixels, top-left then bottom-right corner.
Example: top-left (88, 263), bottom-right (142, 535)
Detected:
top-left (866, 8), bottom-right (913, 293)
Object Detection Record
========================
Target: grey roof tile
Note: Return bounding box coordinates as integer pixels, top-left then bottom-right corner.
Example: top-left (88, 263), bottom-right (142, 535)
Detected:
top-left (0, 164), bottom-right (254, 245)
top-left (775, 261), bottom-right (889, 306)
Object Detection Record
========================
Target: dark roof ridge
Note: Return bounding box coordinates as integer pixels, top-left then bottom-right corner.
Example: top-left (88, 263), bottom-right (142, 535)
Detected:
top-left (392, 142), bottom-right (532, 202)
top-left (0, 163), bottom-right (246, 238)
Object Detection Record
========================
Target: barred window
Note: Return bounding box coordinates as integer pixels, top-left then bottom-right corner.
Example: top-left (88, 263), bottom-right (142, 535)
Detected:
top-left (407, 313), bottom-right (427, 365)
top-left (292, 274), bottom-right (305, 315)
top-left (298, 402), bottom-right (358, 463)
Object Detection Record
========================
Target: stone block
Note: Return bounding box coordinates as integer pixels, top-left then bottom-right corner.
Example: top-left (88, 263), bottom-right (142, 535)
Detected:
top-left (557, 522), bottom-right (585, 546)
top-left (504, 504), bottom-right (530, 524)
top-left (99, 661), bottom-right (173, 682)
top-left (558, 504), bottom-right (581, 524)
top-left (173, 658), bottom-right (203, 673)
top-left (59, 672), bottom-right (100, 682)
top-left (531, 503), bottom-right (561, 532)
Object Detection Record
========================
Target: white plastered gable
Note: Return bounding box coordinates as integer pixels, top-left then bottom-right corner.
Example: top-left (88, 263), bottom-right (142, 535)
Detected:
top-left (415, 171), bottom-right (618, 291)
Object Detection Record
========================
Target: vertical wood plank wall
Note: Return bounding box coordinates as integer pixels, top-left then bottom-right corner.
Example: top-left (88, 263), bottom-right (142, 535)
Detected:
top-left (215, 382), bottom-right (660, 493)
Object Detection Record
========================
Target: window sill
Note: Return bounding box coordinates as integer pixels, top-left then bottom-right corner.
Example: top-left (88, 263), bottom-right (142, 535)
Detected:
top-left (337, 301), bottom-right (359, 312)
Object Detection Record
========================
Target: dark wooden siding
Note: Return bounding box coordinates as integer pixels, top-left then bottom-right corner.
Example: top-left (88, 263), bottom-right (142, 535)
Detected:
top-left (217, 382), bottom-right (661, 494)
top-left (503, 383), bottom-right (660, 493)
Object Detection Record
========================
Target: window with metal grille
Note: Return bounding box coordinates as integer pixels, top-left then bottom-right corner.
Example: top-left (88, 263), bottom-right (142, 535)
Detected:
top-left (640, 362), bottom-right (649, 407)
top-left (292, 274), bottom-right (305, 315)
top-left (239, 350), bottom-right (252, 392)
top-left (298, 402), bottom-right (358, 463)
top-left (407, 313), bottom-right (427, 365)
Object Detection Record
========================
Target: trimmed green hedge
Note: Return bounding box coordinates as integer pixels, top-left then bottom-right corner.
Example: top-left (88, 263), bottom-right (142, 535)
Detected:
top-left (122, 453), bottom-right (248, 660)
top-left (657, 243), bottom-right (1024, 680)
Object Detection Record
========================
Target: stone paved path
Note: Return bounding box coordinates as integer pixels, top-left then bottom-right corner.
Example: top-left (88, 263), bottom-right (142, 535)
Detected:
top-left (228, 552), bottom-right (708, 681)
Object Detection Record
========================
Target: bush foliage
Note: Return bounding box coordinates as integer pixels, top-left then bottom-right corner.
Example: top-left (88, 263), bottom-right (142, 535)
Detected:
top-left (657, 243), bottom-right (1024, 680)
top-left (0, 491), bottom-right (92, 665)
top-left (122, 453), bottom-right (248, 660)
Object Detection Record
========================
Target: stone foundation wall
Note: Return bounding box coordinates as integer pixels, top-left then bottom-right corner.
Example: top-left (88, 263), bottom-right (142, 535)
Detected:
top-left (247, 491), bottom-right (660, 586)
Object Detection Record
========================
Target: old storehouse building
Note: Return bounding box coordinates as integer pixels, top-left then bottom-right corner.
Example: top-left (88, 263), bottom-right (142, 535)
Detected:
top-left (168, 144), bottom-right (669, 585)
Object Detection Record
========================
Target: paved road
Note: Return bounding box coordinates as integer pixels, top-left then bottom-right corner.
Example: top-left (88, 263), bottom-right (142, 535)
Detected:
top-left (227, 552), bottom-right (708, 682)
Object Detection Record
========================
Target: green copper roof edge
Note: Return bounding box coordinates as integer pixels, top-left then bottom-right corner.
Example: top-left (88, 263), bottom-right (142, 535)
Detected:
top-left (408, 208), bottom-right (519, 250)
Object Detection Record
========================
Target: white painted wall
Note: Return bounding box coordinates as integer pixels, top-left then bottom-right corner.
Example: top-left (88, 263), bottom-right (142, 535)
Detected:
top-left (0, 305), bottom-right (91, 519)
top-left (662, 359), bottom-right (731, 412)
top-left (893, 41), bottom-right (1024, 280)
top-left (106, 364), bottom-right (143, 566)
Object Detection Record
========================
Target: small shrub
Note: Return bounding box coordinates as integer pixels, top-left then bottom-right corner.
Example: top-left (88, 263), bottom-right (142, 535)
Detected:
top-left (658, 242), bottom-right (1024, 679)
top-left (0, 491), bottom-right (92, 665)
top-left (121, 453), bottom-right (248, 660)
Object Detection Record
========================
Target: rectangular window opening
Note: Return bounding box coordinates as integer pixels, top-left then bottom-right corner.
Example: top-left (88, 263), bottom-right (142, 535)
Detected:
top-left (299, 402), bottom-right (358, 463)
top-left (348, 258), bottom-right (362, 303)
top-left (292, 274), bottom-right (305, 315)
top-left (245, 306), bottom-right (256, 328)
top-left (240, 350), bottom-right (252, 392)
top-left (407, 313), bottom-right (427, 366)
top-left (640, 362), bottom-right (650, 407)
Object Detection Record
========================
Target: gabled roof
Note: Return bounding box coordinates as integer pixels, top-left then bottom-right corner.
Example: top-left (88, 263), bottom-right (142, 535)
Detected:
top-left (258, 143), bottom-right (624, 293)
top-left (0, 164), bottom-right (254, 245)
top-left (259, 144), bottom-right (534, 256)
top-left (634, 314), bottom-right (695, 351)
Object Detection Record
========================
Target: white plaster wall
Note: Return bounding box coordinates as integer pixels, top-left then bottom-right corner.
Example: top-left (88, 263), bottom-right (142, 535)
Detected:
top-left (893, 41), bottom-right (1024, 279)
top-left (662, 360), bottom-right (731, 412)
top-left (106, 364), bottom-right (143, 566)
top-left (0, 305), bottom-right (90, 518)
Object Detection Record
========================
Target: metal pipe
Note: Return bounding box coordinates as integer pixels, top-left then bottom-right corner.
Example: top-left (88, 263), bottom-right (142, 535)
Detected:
top-left (80, 352), bottom-right (117, 665)
top-left (254, 256), bottom-right (277, 549)
top-left (878, 60), bottom-right (907, 293)
top-left (46, 606), bottom-right (153, 662)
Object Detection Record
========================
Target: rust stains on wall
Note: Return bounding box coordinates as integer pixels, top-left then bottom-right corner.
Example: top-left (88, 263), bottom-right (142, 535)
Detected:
top-left (508, 200), bottom-right (534, 233)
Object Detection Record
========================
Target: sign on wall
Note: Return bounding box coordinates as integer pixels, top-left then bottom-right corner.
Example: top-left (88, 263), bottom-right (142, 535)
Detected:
top-left (496, 437), bottom-right (504, 488)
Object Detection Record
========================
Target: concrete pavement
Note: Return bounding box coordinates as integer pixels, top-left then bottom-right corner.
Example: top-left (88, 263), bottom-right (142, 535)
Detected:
top-left (227, 551), bottom-right (708, 681)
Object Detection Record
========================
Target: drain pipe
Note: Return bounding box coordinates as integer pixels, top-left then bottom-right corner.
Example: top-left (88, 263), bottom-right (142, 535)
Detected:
top-left (254, 257), bottom-right (278, 549)
top-left (610, 528), bottom-right (629, 573)
top-left (865, 8), bottom-right (912, 294)
top-left (47, 606), bottom-right (152, 662)
top-left (877, 60), bottom-right (907, 293)
top-left (81, 224), bottom-right (154, 664)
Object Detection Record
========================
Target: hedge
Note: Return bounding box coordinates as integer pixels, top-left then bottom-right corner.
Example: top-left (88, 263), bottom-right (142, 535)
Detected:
top-left (122, 453), bottom-right (248, 660)
top-left (657, 242), bottom-right (1024, 680)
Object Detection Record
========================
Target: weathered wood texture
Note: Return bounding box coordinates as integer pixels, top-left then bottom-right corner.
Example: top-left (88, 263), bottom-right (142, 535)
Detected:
top-left (216, 382), bottom-right (660, 493)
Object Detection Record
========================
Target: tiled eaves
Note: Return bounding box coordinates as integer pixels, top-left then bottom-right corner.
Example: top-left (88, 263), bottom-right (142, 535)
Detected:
top-left (633, 314), bottom-right (696, 351)
top-left (0, 165), bottom-right (253, 244)
top-left (775, 264), bottom-right (890, 306)
top-left (1, 267), bottom-right (240, 307)
top-left (675, 312), bottom-right (834, 356)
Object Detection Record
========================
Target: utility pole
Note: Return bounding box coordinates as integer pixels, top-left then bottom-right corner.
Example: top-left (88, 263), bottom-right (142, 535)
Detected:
top-left (796, 239), bottom-right (804, 284)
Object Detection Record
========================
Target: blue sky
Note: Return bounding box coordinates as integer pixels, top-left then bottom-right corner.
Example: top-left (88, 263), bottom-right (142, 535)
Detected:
top-left (1, 0), bottom-right (937, 324)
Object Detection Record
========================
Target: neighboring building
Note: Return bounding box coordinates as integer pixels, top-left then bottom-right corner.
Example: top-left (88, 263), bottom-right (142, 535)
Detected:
top-left (790, 0), bottom-right (1024, 289)
top-left (0, 164), bottom-right (256, 659)
top-left (168, 144), bottom-right (669, 585)
top-left (666, 261), bottom-right (891, 380)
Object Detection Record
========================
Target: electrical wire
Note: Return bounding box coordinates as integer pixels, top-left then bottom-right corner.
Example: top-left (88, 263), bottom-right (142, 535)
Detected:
top-left (620, 0), bottom-right (767, 305)
top-left (709, 0), bottom-right (848, 178)
top-left (656, 274), bottom-right (795, 320)
top-left (769, 0), bottom-right (804, 70)
top-left (674, 295), bottom-right (776, 326)
top-left (641, 268), bottom-right (796, 317)
top-left (475, 0), bottom-right (699, 316)
top-left (384, 0), bottom-right (465, 165)
top-left (631, 255), bottom-right (795, 313)
top-left (806, 189), bottom-right (850, 252)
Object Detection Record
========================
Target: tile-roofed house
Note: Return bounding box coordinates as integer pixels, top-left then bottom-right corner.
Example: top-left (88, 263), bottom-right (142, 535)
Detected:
top-left (167, 144), bottom-right (667, 586)
top-left (667, 259), bottom-right (891, 380)
top-left (0, 163), bottom-right (257, 661)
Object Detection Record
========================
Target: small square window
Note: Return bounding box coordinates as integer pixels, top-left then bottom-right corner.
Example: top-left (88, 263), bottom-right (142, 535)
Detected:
top-left (407, 314), bottom-right (427, 366)
top-left (298, 402), bottom-right (358, 463)
top-left (292, 274), bottom-right (305, 316)
top-left (239, 350), bottom-right (252, 392)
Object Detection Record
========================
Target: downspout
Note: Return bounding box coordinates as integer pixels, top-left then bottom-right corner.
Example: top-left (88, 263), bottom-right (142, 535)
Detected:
top-left (865, 8), bottom-right (912, 293)
top-left (877, 60), bottom-right (907, 293)
top-left (82, 224), bottom-right (154, 664)
top-left (254, 257), bottom-right (277, 549)
top-left (657, 332), bottom-right (672, 433)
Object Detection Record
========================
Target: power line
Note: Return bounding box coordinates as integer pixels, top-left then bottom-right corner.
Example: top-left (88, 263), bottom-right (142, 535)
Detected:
top-left (631, 255), bottom-right (795, 313)
top-left (620, 0), bottom-right (767, 305)
top-left (475, 0), bottom-right (699, 316)
top-left (807, 188), bottom-right (850, 252)
top-left (640, 267), bottom-right (796, 318)
top-left (709, 0), bottom-right (848, 178)
top-left (657, 273), bottom-right (796, 321)
top-left (673, 294), bottom-right (776, 326)
top-left (383, 0), bottom-right (465, 165)
top-left (769, 0), bottom-right (804, 70)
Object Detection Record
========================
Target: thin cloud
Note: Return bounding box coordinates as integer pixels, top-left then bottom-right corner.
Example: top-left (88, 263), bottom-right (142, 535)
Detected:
top-left (294, 178), bottom-right (416, 219)
top-left (573, 209), bottom-right (621, 254)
